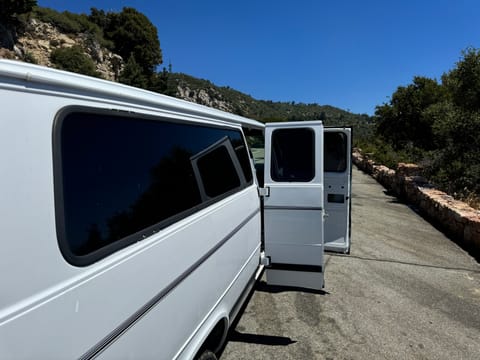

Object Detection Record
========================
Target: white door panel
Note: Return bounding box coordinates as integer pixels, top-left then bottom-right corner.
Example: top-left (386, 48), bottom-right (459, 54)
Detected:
top-left (265, 184), bottom-right (323, 207)
top-left (263, 121), bottom-right (324, 291)
top-left (324, 128), bottom-right (352, 253)
top-left (264, 210), bottom-right (323, 264)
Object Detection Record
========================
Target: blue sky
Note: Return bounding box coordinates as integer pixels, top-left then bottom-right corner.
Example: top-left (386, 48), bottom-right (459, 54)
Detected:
top-left (38, 0), bottom-right (480, 115)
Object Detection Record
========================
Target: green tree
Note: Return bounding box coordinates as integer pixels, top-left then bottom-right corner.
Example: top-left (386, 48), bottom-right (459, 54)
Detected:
top-left (50, 46), bottom-right (99, 77)
top-left (422, 49), bottom-right (480, 196)
top-left (118, 54), bottom-right (148, 89)
top-left (372, 47), bottom-right (480, 201)
top-left (426, 103), bottom-right (480, 195)
top-left (88, 7), bottom-right (110, 30)
top-left (0, 0), bottom-right (36, 24)
top-left (375, 76), bottom-right (446, 150)
top-left (442, 48), bottom-right (480, 112)
top-left (148, 67), bottom-right (176, 96)
top-left (104, 7), bottom-right (162, 75)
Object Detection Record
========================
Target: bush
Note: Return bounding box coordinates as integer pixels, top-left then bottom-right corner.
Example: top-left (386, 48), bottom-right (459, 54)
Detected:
top-left (23, 51), bottom-right (37, 64)
top-left (33, 7), bottom-right (81, 33)
top-left (426, 108), bottom-right (480, 196)
top-left (32, 7), bottom-right (112, 49)
top-left (355, 138), bottom-right (416, 169)
top-left (373, 48), bottom-right (480, 204)
top-left (50, 46), bottom-right (99, 77)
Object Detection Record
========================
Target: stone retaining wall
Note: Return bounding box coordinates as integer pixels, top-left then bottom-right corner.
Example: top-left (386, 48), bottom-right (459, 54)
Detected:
top-left (352, 149), bottom-right (480, 259)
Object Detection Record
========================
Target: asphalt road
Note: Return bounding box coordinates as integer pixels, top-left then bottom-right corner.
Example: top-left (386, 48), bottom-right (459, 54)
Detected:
top-left (221, 166), bottom-right (480, 359)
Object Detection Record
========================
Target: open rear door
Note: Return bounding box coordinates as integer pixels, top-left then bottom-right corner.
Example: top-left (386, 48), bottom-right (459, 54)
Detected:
top-left (324, 127), bottom-right (352, 253)
top-left (263, 121), bottom-right (325, 291)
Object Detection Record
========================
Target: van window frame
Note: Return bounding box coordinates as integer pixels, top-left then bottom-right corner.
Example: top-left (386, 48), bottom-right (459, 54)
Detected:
top-left (270, 127), bottom-right (315, 182)
top-left (53, 106), bottom-right (254, 267)
top-left (324, 131), bottom-right (348, 173)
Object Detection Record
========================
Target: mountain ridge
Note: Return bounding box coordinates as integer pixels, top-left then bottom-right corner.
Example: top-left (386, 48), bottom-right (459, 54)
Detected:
top-left (0, 7), bottom-right (372, 129)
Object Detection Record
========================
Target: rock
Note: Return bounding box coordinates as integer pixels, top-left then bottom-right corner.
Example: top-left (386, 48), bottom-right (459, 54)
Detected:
top-left (397, 163), bottom-right (423, 177)
top-left (175, 85), bottom-right (233, 112)
top-left (13, 45), bottom-right (23, 58)
top-left (353, 148), bottom-right (480, 258)
top-left (5, 19), bottom-right (124, 81)
top-left (109, 54), bottom-right (123, 80)
top-left (0, 48), bottom-right (15, 59)
top-left (58, 34), bottom-right (75, 46)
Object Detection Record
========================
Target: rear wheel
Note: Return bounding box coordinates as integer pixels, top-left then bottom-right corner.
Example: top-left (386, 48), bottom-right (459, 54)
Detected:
top-left (196, 350), bottom-right (217, 360)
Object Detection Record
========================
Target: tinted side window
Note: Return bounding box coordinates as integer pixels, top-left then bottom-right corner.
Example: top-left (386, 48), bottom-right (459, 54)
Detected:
top-left (271, 128), bottom-right (315, 182)
top-left (324, 132), bottom-right (347, 172)
top-left (56, 110), bottom-right (253, 265)
top-left (232, 137), bottom-right (253, 184)
top-left (197, 145), bottom-right (240, 198)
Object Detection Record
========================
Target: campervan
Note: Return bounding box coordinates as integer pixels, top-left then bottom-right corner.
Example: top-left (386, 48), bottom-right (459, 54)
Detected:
top-left (0, 60), bottom-right (351, 359)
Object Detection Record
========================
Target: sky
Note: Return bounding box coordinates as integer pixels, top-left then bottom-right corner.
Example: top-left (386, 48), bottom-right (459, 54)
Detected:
top-left (37, 0), bottom-right (480, 115)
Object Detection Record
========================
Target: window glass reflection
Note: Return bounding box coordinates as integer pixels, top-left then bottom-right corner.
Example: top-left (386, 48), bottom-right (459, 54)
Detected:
top-left (271, 128), bottom-right (315, 182)
top-left (59, 112), bottom-right (252, 256)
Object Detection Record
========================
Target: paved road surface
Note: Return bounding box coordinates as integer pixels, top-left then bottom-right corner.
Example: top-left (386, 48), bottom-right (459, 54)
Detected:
top-left (221, 166), bottom-right (480, 359)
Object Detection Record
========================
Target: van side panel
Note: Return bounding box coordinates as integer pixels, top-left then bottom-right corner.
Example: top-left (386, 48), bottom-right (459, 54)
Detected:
top-left (0, 83), bottom-right (261, 358)
top-left (98, 193), bottom-right (261, 359)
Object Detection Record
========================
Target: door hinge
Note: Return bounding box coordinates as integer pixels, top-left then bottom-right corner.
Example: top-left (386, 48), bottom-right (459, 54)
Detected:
top-left (260, 252), bottom-right (271, 266)
top-left (258, 187), bottom-right (270, 197)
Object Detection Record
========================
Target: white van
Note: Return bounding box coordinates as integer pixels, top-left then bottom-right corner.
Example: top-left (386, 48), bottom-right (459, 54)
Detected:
top-left (0, 60), bottom-right (351, 359)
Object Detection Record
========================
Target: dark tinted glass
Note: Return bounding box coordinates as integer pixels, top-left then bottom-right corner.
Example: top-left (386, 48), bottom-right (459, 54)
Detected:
top-left (271, 128), bottom-right (315, 182)
top-left (324, 132), bottom-right (347, 172)
top-left (197, 146), bottom-right (240, 197)
top-left (57, 111), bottom-right (252, 259)
top-left (232, 138), bottom-right (253, 184)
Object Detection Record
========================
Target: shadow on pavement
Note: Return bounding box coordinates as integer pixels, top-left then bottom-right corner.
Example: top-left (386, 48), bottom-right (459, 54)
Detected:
top-left (227, 330), bottom-right (297, 346)
top-left (254, 281), bottom-right (329, 295)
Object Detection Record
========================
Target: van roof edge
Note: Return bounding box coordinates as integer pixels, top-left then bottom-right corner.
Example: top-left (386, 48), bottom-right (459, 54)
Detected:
top-left (0, 59), bottom-right (264, 130)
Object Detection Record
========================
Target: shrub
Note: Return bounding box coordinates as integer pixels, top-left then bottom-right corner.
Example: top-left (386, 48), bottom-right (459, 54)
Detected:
top-left (33, 7), bottom-right (81, 33)
top-left (50, 46), bottom-right (99, 78)
top-left (355, 138), bottom-right (415, 169)
top-left (23, 51), bottom-right (37, 64)
top-left (32, 7), bottom-right (113, 49)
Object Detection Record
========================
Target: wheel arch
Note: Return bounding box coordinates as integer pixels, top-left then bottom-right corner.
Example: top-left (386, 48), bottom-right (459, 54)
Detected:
top-left (179, 311), bottom-right (230, 360)
top-left (197, 317), bottom-right (229, 356)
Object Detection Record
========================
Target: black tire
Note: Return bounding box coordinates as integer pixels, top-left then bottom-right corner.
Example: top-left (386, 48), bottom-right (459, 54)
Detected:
top-left (196, 349), bottom-right (217, 360)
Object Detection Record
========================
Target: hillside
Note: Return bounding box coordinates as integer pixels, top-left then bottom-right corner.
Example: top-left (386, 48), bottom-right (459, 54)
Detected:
top-left (171, 73), bottom-right (372, 125)
top-left (0, 5), bottom-right (373, 137)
